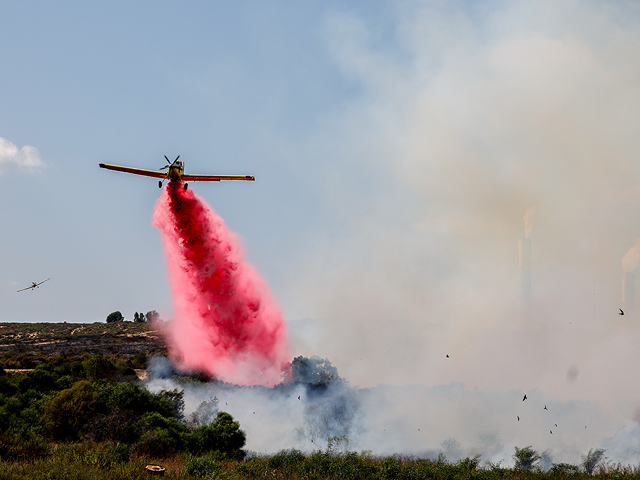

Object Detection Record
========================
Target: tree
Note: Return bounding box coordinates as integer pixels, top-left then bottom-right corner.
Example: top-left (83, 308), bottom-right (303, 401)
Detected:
top-left (582, 448), bottom-right (606, 475)
top-left (42, 380), bottom-right (98, 439)
top-left (189, 411), bottom-right (246, 459)
top-left (513, 446), bottom-right (542, 472)
top-left (106, 311), bottom-right (124, 323)
top-left (146, 310), bottom-right (160, 323)
top-left (134, 311), bottom-right (147, 323)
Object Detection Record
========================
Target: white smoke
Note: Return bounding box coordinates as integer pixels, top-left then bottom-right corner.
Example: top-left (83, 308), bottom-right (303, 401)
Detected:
top-left (0, 137), bottom-right (45, 174)
top-left (275, 0), bottom-right (640, 468)
top-left (622, 239), bottom-right (640, 273)
top-left (144, 354), bottom-right (640, 466)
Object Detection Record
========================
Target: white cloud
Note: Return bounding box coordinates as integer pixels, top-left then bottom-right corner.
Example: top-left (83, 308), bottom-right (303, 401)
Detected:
top-left (0, 137), bottom-right (45, 174)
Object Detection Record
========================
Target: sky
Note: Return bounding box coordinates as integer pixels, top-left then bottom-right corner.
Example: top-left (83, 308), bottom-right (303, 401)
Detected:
top-left (3, 0), bottom-right (640, 463)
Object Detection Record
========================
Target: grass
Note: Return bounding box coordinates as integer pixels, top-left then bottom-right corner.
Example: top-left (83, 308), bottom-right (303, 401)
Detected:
top-left (3, 446), bottom-right (640, 480)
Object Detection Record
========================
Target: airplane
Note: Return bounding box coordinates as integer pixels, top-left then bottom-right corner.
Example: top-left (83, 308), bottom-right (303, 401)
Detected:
top-left (99, 155), bottom-right (255, 190)
top-left (17, 278), bottom-right (50, 292)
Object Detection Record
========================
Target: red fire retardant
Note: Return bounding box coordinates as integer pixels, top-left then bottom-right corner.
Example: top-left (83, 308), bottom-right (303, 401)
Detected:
top-left (152, 181), bottom-right (290, 386)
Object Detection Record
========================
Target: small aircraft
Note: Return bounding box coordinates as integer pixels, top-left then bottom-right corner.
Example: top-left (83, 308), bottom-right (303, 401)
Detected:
top-left (99, 156), bottom-right (255, 190)
top-left (17, 278), bottom-right (50, 292)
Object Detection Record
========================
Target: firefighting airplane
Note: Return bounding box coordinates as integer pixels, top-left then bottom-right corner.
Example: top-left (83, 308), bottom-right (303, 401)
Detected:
top-left (98, 155), bottom-right (255, 189)
top-left (17, 278), bottom-right (50, 292)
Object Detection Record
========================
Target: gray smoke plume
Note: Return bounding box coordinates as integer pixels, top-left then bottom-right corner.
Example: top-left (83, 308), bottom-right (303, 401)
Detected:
top-left (144, 352), bottom-right (640, 466)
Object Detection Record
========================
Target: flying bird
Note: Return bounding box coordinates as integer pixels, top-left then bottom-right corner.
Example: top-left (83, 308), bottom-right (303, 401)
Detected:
top-left (550, 430), bottom-right (553, 434)
top-left (446, 354), bottom-right (449, 358)
top-left (544, 405), bottom-right (548, 410)
top-left (517, 416), bottom-right (520, 421)
top-left (523, 394), bottom-right (527, 401)
top-left (298, 396), bottom-right (301, 400)
top-left (619, 308), bottom-right (625, 315)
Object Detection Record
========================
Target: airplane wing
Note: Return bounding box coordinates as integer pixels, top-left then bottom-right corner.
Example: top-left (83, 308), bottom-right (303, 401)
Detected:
top-left (17, 286), bottom-right (32, 292)
top-left (36, 278), bottom-right (51, 287)
top-left (181, 174), bottom-right (255, 182)
top-left (99, 163), bottom-right (167, 179)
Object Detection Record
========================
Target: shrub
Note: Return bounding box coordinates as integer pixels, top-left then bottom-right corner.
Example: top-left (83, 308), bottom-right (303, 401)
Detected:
top-left (135, 428), bottom-right (177, 458)
top-left (188, 411), bottom-right (246, 459)
top-left (42, 380), bottom-right (98, 439)
top-left (0, 433), bottom-right (49, 461)
top-left (186, 453), bottom-right (225, 478)
top-left (83, 355), bottom-right (117, 381)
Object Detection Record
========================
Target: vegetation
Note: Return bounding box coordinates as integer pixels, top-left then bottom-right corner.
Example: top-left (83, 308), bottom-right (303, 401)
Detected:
top-left (0, 322), bottom-right (165, 365)
top-left (106, 311), bottom-right (124, 323)
top-left (0, 329), bottom-right (631, 480)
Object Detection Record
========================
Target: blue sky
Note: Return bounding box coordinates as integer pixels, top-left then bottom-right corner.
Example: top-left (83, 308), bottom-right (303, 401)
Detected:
top-left (0, 1), bottom-right (379, 322)
top-left (3, 0), bottom-right (640, 404)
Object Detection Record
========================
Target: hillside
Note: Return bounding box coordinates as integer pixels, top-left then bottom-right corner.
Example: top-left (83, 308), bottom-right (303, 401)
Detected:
top-left (0, 321), bottom-right (166, 361)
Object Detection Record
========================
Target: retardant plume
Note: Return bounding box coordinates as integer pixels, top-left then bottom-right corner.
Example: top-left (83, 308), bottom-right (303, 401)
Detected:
top-left (152, 181), bottom-right (290, 386)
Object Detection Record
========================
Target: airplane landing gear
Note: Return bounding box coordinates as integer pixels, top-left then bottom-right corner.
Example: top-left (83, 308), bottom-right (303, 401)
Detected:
top-left (158, 181), bottom-right (163, 188)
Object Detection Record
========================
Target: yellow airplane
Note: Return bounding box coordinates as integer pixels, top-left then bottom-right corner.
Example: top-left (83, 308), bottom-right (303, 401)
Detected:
top-left (17, 278), bottom-right (50, 292)
top-left (99, 155), bottom-right (255, 189)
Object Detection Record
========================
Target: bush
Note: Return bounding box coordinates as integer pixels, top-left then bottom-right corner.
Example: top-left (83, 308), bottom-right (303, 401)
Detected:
top-left (0, 433), bottom-right (49, 461)
top-left (186, 453), bottom-right (226, 478)
top-left (188, 411), bottom-right (246, 459)
top-left (96, 381), bottom-right (175, 418)
top-left (83, 356), bottom-right (117, 381)
top-left (135, 428), bottom-right (177, 458)
top-left (268, 449), bottom-right (306, 475)
top-left (42, 380), bottom-right (98, 440)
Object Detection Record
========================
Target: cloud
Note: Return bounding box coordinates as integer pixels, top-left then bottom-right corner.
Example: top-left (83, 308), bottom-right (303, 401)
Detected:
top-left (0, 137), bottom-right (45, 174)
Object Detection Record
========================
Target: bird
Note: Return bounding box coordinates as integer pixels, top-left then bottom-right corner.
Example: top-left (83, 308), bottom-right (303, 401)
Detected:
top-left (517, 416), bottom-right (520, 421)
top-left (619, 308), bottom-right (625, 315)
top-left (555, 423), bottom-right (558, 427)
top-left (544, 405), bottom-right (548, 410)
top-left (446, 354), bottom-right (449, 358)
top-left (253, 412), bottom-right (255, 415)
top-left (550, 430), bottom-right (553, 434)
top-left (523, 394), bottom-right (527, 401)
top-left (298, 395), bottom-right (301, 400)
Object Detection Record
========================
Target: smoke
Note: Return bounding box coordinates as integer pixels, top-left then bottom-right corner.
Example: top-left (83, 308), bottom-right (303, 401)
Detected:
top-left (152, 181), bottom-right (290, 386)
top-left (622, 239), bottom-right (640, 273)
top-left (145, 353), bottom-right (640, 466)
top-left (0, 137), bottom-right (45, 174)
top-left (270, 0), bottom-right (640, 467)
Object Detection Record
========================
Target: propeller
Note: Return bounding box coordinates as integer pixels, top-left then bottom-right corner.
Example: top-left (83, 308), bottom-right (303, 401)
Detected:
top-left (160, 155), bottom-right (180, 170)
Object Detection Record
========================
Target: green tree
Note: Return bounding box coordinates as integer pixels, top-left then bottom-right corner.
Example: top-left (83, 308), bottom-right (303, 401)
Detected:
top-left (146, 310), bottom-right (160, 323)
top-left (134, 311), bottom-right (147, 323)
top-left (106, 311), bottom-right (124, 323)
top-left (42, 380), bottom-right (98, 439)
top-left (189, 411), bottom-right (246, 459)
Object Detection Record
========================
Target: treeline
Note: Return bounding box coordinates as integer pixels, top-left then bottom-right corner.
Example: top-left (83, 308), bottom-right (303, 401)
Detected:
top-left (105, 310), bottom-right (159, 323)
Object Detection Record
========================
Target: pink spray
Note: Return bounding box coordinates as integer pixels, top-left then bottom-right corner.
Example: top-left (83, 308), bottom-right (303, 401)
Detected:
top-left (152, 181), bottom-right (290, 386)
